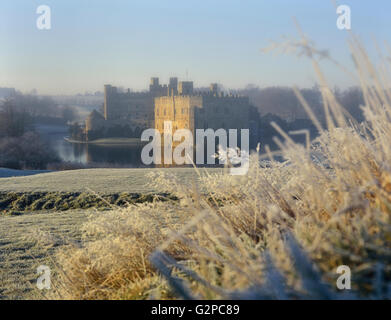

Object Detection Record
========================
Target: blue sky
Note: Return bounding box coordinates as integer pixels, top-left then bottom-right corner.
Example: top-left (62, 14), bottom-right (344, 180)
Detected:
top-left (0, 0), bottom-right (390, 94)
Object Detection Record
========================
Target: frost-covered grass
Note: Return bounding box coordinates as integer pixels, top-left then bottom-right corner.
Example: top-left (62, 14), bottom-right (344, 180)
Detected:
top-left (0, 191), bottom-right (178, 215)
top-left (0, 168), bottom-right (220, 300)
top-left (50, 36), bottom-right (391, 300)
top-left (0, 168), bottom-right (221, 193)
top-left (0, 210), bottom-right (90, 300)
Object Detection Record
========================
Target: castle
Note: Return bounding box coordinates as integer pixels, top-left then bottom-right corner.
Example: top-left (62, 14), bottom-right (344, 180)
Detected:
top-left (84, 77), bottom-right (258, 146)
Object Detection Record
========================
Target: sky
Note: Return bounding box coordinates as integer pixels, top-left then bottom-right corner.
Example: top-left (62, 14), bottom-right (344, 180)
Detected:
top-left (0, 0), bottom-right (390, 95)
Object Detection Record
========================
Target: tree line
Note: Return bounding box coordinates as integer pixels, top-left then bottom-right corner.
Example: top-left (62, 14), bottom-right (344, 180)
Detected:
top-left (0, 93), bottom-right (79, 169)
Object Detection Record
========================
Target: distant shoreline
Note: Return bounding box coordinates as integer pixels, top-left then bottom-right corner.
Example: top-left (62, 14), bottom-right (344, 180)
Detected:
top-left (64, 137), bottom-right (146, 146)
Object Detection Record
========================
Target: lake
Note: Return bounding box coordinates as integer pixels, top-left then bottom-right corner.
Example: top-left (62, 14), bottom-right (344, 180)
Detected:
top-left (35, 124), bottom-right (257, 168)
top-left (35, 124), bottom-right (148, 167)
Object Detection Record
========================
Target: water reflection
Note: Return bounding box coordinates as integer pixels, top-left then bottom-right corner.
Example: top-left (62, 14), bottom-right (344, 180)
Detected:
top-left (56, 140), bottom-right (147, 167)
top-left (38, 125), bottom-right (246, 168)
top-left (33, 124), bottom-right (146, 167)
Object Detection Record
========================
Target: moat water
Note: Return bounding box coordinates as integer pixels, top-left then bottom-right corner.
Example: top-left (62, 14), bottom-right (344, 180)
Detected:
top-left (58, 142), bottom-right (146, 167)
top-left (36, 124), bottom-right (259, 168)
top-left (36, 124), bottom-right (147, 167)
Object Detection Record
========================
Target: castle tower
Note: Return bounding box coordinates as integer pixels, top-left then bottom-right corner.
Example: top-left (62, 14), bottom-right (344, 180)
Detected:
top-left (178, 81), bottom-right (194, 95)
top-left (104, 84), bottom-right (117, 120)
top-left (149, 77), bottom-right (160, 93)
top-left (150, 77), bottom-right (159, 87)
top-left (168, 77), bottom-right (178, 96)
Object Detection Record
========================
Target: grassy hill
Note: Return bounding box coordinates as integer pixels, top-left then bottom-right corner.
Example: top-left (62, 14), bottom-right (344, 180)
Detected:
top-left (0, 167), bottom-right (221, 194)
top-left (0, 167), bottom-right (222, 299)
top-left (0, 209), bottom-right (90, 299)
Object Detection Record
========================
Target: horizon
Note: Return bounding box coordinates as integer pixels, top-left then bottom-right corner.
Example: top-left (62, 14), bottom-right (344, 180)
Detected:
top-left (1, 1), bottom-right (390, 95)
top-left (3, 80), bottom-right (348, 98)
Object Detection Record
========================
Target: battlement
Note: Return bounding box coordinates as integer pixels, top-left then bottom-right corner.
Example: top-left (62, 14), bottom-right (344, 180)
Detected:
top-left (104, 78), bottom-right (246, 100)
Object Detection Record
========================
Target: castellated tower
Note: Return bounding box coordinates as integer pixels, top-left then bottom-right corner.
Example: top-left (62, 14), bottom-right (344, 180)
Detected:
top-left (149, 77), bottom-right (160, 93)
top-left (155, 83), bottom-right (252, 136)
top-left (103, 84), bottom-right (116, 120)
top-left (168, 77), bottom-right (178, 96)
top-left (154, 82), bottom-right (256, 165)
top-left (178, 81), bottom-right (194, 95)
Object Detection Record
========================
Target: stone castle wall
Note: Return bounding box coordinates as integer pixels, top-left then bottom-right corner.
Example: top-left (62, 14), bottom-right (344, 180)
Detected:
top-left (154, 94), bottom-right (252, 136)
top-left (103, 85), bottom-right (156, 130)
top-left (154, 95), bottom-right (202, 134)
top-left (86, 79), bottom-right (257, 145)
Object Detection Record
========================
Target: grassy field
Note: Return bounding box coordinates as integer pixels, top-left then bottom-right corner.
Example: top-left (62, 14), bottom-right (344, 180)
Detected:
top-left (0, 168), bottom-right (221, 193)
top-left (0, 210), bottom-right (90, 300)
top-left (0, 167), bottom-right (221, 299)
